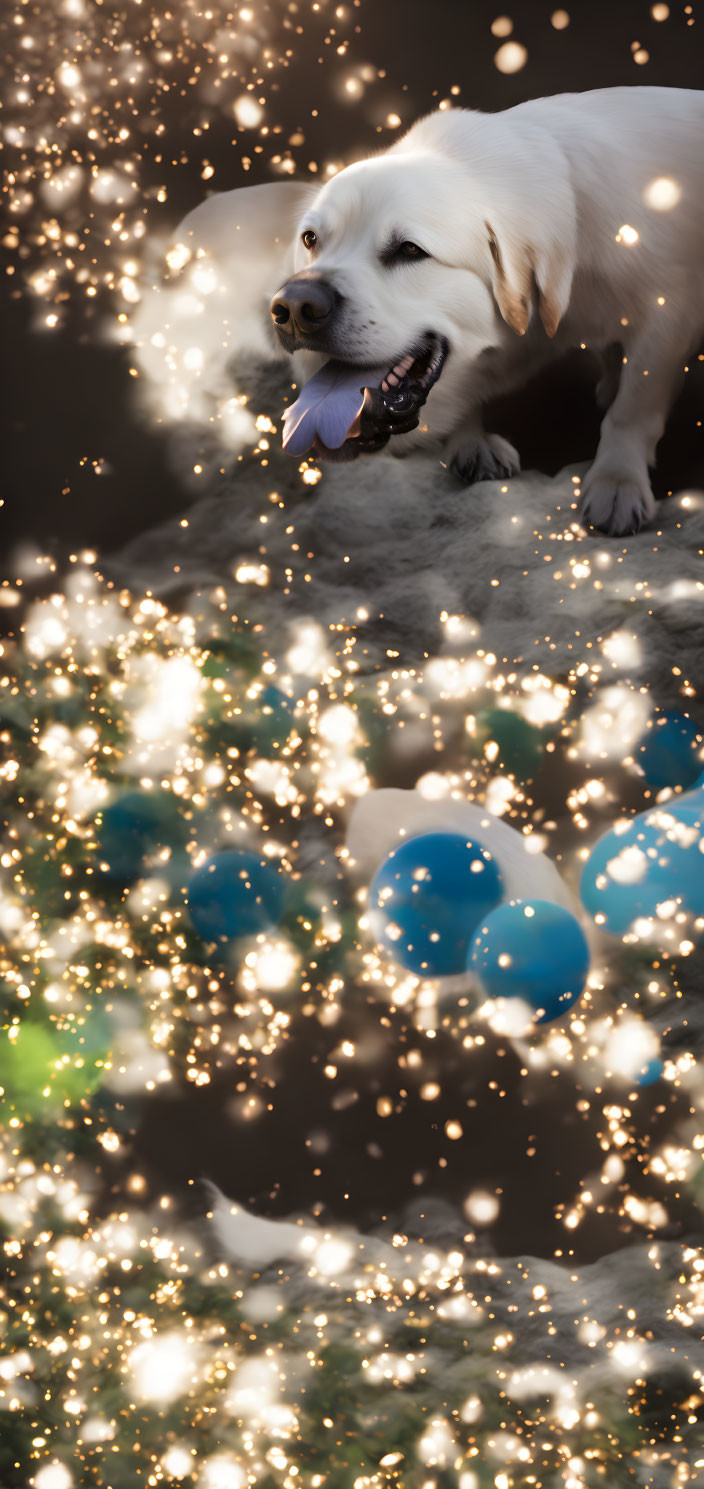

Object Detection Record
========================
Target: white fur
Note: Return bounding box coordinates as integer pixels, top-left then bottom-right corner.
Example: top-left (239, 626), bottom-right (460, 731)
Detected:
top-left (177, 88), bottom-right (704, 535)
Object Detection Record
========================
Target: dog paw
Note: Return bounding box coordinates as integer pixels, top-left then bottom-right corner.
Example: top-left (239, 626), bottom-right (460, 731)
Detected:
top-left (447, 432), bottom-right (521, 485)
top-left (579, 466), bottom-right (656, 536)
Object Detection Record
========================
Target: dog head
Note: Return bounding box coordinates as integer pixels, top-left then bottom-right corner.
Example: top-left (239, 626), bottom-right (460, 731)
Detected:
top-left (271, 150), bottom-right (499, 369)
top-left (269, 111), bottom-right (577, 455)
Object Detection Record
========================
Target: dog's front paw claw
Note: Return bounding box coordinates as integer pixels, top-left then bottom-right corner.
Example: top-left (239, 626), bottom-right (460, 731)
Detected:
top-left (451, 451), bottom-right (510, 484)
top-left (579, 469), bottom-right (656, 536)
top-left (447, 433), bottom-right (521, 486)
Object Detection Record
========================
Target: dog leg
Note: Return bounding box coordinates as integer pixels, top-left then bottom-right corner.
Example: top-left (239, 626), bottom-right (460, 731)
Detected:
top-left (595, 341), bottom-right (623, 411)
top-left (443, 425), bottom-right (521, 485)
top-left (581, 310), bottom-right (695, 536)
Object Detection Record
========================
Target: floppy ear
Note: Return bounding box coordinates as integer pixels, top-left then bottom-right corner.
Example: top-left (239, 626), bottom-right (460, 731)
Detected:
top-left (484, 217), bottom-right (574, 339)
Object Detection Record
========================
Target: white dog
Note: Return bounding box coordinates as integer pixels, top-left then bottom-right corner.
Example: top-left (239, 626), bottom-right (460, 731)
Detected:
top-left (176, 87), bottom-right (704, 535)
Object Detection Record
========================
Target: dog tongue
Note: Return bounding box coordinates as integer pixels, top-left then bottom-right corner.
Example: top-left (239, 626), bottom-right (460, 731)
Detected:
top-left (282, 359), bottom-right (387, 455)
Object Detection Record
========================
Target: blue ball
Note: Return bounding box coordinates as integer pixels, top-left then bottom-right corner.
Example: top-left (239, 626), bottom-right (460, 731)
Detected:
top-left (468, 899), bottom-right (590, 1023)
top-left (635, 1057), bottom-right (664, 1087)
top-left (369, 832), bottom-right (504, 977)
top-left (580, 801), bottom-right (704, 935)
top-left (260, 685), bottom-right (294, 714)
top-left (636, 711), bottom-right (703, 791)
top-left (187, 850), bottom-right (286, 943)
top-left (96, 790), bottom-right (185, 881)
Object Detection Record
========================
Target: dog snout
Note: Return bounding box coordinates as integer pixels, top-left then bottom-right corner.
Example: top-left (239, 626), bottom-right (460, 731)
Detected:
top-left (270, 274), bottom-right (338, 344)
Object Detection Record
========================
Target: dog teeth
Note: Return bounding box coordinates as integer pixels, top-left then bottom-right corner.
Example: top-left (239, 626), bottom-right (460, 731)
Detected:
top-left (383, 355), bottom-right (414, 390)
top-left (419, 348), bottom-right (446, 387)
top-left (382, 354), bottom-right (415, 393)
top-left (372, 339), bottom-right (447, 435)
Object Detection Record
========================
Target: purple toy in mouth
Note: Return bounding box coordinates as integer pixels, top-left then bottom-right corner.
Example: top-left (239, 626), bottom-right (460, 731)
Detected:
top-left (281, 333), bottom-right (449, 461)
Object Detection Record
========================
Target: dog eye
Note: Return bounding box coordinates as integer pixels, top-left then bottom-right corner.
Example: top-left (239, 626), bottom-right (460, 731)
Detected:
top-left (383, 240), bottom-right (429, 265)
top-left (301, 229), bottom-right (317, 250)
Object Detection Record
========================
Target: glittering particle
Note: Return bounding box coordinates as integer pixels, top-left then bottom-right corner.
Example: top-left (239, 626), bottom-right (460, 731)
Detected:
top-left (464, 1191), bottom-right (501, 1225)
top-left (493, 40), bottom-right (528, 73)
top-left (233, 94), bottom-right (265, 128)
top-left (644, 175), bottom-right (682, 210)
top-left (35, 1467), bottom-right (73, 1489)
top-left (130, 1331), bottom-right (203, 1403)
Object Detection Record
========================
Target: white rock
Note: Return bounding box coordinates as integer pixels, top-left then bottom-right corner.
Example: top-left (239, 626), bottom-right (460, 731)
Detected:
top-left (346, 787), bottom-right (577, 912)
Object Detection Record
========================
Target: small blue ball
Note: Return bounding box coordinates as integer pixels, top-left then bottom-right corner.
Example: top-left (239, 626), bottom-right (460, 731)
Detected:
top-left (187, 850), bottom-right (286, 943)
top-left (469, 898), bottom-right (590, 1023)
top-left (369, 832), bottom-right (504, 977)
top-left (96, 790), bottom-right (185, 882)
top-left (580, 802), bottom-right (704, 935)
top-left (635, 1057), bottom-right (664, 1087)
top-left (260, 685), bottom-right (293, 710)
top-left (636, 711), bottom-right (703, 791)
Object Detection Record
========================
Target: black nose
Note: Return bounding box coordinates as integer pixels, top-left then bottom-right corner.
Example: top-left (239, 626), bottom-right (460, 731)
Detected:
top-left (270, 275), bottom-right (337, 339)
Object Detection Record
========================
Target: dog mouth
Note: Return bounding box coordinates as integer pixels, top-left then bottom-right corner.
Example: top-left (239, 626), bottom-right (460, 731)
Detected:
top-left (280, 333), bottom-right (449, 461)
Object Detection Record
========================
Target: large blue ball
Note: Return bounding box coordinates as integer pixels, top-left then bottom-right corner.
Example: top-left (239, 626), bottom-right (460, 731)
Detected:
top-left (187, 850), bottom-right (286, 943)
top-left (580, 801), bottom-right (704, 936)
top-left (96, 790), bottom-right (186, 882)
top-left (468, 898), bottom-right (589, 1023)
top-left (369, 832), bottom-right (504, 977)
top-left (636, 711), bottom-right (703, 791)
